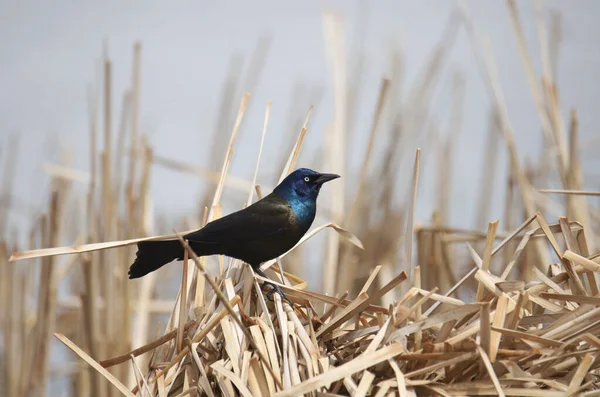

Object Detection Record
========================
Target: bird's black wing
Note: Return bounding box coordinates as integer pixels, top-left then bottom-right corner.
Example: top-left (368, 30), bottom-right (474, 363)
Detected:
top-left (183, 193), bottom-right (294, 245)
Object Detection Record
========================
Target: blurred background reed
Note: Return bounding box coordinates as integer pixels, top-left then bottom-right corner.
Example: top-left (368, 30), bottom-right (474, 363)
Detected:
top-left (2, 1), bottom-right (600, 395)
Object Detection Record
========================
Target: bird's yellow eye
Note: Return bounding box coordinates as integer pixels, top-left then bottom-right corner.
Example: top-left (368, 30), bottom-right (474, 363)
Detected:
top-left (304, 177), bottom-right (310, 182)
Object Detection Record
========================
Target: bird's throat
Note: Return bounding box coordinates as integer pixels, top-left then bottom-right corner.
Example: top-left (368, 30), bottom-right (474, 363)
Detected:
top-left (287, 196), bottom-right (316, 228)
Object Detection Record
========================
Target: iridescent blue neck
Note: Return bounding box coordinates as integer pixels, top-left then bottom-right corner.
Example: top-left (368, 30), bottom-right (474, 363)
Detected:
top-left (274, 185), bottom-right (317, 228)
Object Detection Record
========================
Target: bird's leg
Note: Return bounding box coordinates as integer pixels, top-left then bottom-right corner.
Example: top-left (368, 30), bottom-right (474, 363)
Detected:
top-left (254, 268), bottom-right (294, 306)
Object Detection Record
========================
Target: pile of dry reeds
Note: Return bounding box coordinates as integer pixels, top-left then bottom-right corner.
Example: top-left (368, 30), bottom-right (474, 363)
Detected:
top-left (9, 211), bottom-right (600, 396)
top-left (3, 3), bottom-right (600, 396)
top-left (61, 216), bottom-right (600, 396)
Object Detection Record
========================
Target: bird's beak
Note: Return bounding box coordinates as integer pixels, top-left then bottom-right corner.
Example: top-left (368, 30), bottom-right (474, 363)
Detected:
top-left (315, 173), bottom-right (340, 185)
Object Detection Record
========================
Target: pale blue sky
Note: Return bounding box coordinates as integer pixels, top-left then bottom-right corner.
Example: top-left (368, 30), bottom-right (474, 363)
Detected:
top-left (2, 2), bottom-right (600, 394)
top-left (1, 0), bottom-right (599, 244)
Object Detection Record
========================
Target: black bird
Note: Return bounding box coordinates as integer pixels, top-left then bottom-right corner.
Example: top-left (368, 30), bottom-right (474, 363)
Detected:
top-left (128, 168), bottom-right (340, 301)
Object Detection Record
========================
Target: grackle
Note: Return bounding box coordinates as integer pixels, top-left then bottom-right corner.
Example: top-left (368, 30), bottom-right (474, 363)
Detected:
top-left (128, 168), bottom-right (340, 302)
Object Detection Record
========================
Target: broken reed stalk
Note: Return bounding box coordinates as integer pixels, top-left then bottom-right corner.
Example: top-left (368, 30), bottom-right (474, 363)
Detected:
top-left (99, 320), bottom-right (197, 368)
top-left (322, 10), bottom-right (347, 296)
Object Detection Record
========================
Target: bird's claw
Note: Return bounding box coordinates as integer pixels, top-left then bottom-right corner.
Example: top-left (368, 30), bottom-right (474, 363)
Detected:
top-left (262, 282), bottom-right (294, 307)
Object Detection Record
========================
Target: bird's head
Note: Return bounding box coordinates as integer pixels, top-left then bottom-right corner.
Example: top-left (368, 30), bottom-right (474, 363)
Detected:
top-left (274, 168), bottom-right (340, 202)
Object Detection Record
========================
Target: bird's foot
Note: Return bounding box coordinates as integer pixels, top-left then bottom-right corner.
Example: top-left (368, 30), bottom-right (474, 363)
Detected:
top-left (262, 281), bottom-right (294, 307)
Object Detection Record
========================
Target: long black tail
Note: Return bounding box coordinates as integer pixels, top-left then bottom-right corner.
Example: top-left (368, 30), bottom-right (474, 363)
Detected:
top-left (128, 240), bottom-right (185, 279)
